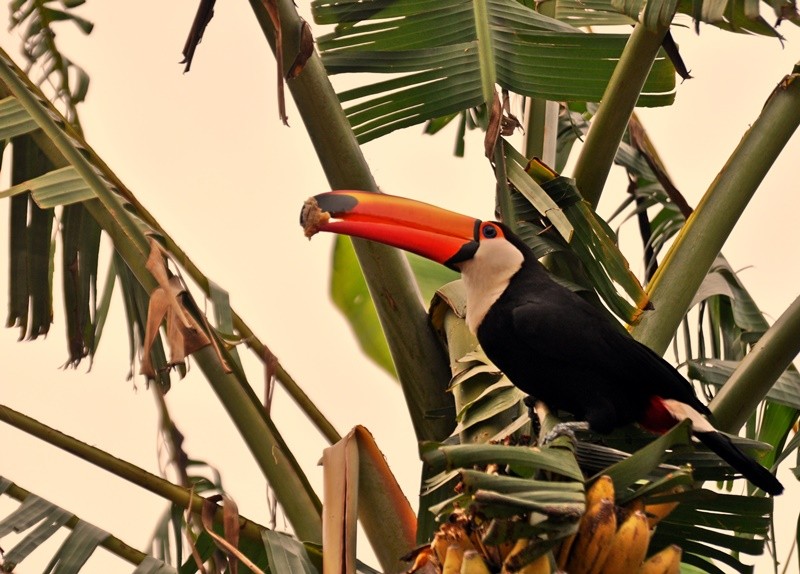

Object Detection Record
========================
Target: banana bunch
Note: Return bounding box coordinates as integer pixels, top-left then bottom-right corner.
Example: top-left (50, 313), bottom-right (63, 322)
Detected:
top-left (407, 477), bottom-right (682, 574)
top-left (555, 475), bottom-right (683, 574)
top-left (405, 509), bottom-right (554, 574)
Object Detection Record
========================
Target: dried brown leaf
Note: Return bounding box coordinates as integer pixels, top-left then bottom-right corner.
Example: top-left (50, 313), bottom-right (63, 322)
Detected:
top-left (322, 429), bottom-right (359, 574)
top-left (324, 426), bottom-right (417, 573)
top-left (500, 90), bottom-right (521, 137)
top-left (628, 115), bottom-right (692, 218)
top-left (146, 238), bottom-right (192, 330)
top-left (201, 494), bottom-right (262, 574)
top-left (182, 0), bottom-right (216, 73)
top-left (184, 488), bottom-right (209, 574)
top-left (141, 239), bottom-right (211, 378)
top-left (261, 0), bottom-right (289, 125)
top-left (287, 21), bottom-right (315, 79)
top-left (484, 91), bottom-right (502, 159)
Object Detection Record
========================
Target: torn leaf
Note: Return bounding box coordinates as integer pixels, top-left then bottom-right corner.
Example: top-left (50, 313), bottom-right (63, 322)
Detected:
top-left (140, 275), bottom-right (211, 379)
top-left (141, 239), bottom-right (210, 378)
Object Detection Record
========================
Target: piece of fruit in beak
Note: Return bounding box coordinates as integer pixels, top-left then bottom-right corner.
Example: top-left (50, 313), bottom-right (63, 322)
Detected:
top-left (300, 191), bottom-right (480, 268)
top-left (301, 197), bottom-right (330, 238)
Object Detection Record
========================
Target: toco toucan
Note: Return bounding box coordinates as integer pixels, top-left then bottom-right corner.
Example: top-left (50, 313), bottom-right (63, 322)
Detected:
top-left (301, 190), bottom-right (783, 495)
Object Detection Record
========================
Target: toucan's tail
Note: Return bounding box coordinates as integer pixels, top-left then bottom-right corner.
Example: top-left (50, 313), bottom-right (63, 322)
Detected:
top-left (694, 431), bottom-right (783, 495)
top-left (651, 398), bottom-right (783, 495)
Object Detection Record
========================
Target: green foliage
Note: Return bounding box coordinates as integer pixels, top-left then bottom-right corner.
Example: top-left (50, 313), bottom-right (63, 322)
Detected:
top-left (9, 0), bottom-right (93, 127)
top-left (331, 235), bottom-right (458, 376)
top-left (312, 0), bottom-right (676, 143)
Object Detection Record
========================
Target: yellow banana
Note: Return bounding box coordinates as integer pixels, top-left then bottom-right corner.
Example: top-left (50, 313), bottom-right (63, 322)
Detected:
top-left (432, 520), bottom-right (477, 564)
top-left (500, 539), bottom-right (546, 573)
top-left (495, 539), bottom-right (517, 565)
top-left (501, 537), bottom-right (530, 572)
top-left (516, 553), bottom-right (551, 574)
top-left (598, 510), bottom-right (650, 574)
top-left (646, 500), bottom-right (680, 529)
top-left (406, 547), bottom-right (433, 573)
top-left (554, 531), bottom-right (576, 571)
top-left (506, 554), bottom-right (551, 574)
top-left (585, 475), bottom-right (614, 509)
top-left (638, 544), bottom-right (682, 574)
top-left (645, 487), bottom-right (683, 528)
top-left (565, 498), bottom-right (617, 574)
top-left (442, 545), bottom-right (466, 574)
top-left (624, 496), bottom-right (645, 516)
top-left (500, 538), bottom-right (553, 574)
top-left (460, 550), bottom-right (492, 574)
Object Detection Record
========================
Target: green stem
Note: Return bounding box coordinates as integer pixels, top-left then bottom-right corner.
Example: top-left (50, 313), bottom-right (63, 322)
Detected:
top-left (572, 22), bottom-right (669, 208)
top-left (472, 0), bottom-right (496, 104)
top-left (0, 404), bottom-right (269, 543)
top-left (631, 67), bottom-right (800, 354)
top-left (524, 98), bottom-right (558, 164)
top-left (0, 49), bottom-right (323, 542)
top-left (246, 0), bottom-right (455, 443)
top-left (0, 49), bottom-right (341, 449)
top-left (495, 139), bottom-right (517, 231)
top-left (710, 294), bottom-right (800, 434)
top-left (523, 0), bottom-right (558, 164)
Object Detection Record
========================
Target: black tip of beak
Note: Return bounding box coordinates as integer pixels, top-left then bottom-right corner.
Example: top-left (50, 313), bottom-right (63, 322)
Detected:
top-left (314, 192), bottom-right (359, 215)
top-left (300, 192), bottom-right (360, 227)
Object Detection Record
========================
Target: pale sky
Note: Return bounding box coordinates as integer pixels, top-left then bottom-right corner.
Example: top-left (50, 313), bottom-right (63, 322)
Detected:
top-left (1, 2), bottom-right (799, 572)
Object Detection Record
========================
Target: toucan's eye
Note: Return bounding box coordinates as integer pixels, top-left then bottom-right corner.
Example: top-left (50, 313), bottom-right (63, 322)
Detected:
top-left (482, 225), bottom-right (498, 239)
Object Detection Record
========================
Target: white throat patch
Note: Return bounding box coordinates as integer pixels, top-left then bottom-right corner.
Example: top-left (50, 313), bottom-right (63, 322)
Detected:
top-left (459, 239), bottom-right (524, 334)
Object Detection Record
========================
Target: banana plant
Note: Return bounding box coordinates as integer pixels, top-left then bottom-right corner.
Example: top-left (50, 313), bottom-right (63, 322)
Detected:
top-left (2, 0), bottom-right (799, 572)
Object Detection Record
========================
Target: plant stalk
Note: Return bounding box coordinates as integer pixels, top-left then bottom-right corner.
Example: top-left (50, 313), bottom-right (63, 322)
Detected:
top-left (2, 481), bottom-right (148, 566)
top-left (710, 294), bottom-right (800, 434)
top-left (0, 404), bottom-right (269, 543)
top-left (246, 0), bottom-right (455, 443)
top-left (572, 21), bottom-right (670, 208)
top-left (472, 0), bottom-right (497, 104)
top-left (632, 67), bottom-right (800, 355)
top-left (0, 49), bottom-right (324, 542)
top-left (0, 48), bottom-right (342, 449)
top-left (524, 98), bottom-right (558, 165)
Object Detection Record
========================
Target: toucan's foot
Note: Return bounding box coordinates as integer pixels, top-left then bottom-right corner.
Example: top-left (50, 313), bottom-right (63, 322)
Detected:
top-left (541, 421), bottom-right (590, 446)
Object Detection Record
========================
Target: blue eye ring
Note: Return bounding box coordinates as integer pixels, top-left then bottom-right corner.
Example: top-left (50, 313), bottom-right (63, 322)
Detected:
top-left (482, 225), bottom-right (498, 238)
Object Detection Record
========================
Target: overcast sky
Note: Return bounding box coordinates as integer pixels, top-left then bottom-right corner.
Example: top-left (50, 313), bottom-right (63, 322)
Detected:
top-left (1, 3), bottom-right (799, 572)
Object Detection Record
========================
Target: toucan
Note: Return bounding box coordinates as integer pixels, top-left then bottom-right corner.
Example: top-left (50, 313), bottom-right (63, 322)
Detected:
top-left (301, 191), bottom-right (783, 495)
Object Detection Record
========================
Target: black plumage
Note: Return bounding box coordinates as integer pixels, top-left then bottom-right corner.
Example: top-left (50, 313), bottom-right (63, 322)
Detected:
top-left (475, 225), bottom-right (782, 495)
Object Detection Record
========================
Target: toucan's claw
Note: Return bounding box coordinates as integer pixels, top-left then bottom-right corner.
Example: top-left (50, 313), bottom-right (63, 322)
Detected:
top-left (541, 421), bottom-right (590, 447)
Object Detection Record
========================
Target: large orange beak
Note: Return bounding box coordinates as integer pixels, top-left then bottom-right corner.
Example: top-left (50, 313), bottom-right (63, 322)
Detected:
top-left (301, 191), bottom-right (481, 269)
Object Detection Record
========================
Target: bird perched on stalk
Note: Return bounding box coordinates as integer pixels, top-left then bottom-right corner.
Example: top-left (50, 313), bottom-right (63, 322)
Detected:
top-left (301, 191), bottom-right (783, 495)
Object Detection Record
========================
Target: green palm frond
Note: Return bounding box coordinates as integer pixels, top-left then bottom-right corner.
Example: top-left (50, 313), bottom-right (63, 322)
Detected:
top-left (547, 0), bottom-right (797, 36)
top-left (650, 490), bottom-right (772, 574)
top-left (9, 0), bottom-right (93, 127)
top-left (0, 476), bottom-right (175, 573)
top-left (0, 46), bottom-right (324, 541)
top-left (676, 0), bottom-right (797, 34)
top-left (312, 0), bottom-right (676, 143)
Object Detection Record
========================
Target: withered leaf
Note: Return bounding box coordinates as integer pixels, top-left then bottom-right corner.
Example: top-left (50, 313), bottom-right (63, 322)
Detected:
top-left (201, 494), bottom-right (261, 574)
top-left (500, 90), bottom-right (522, 136)
top-left (662, 31), bottom-right (692, 81)
top-left (261, 0), bottom-right (289, 125)
top-left (484, 91), bottom-right (502, 159)
top-left (628, 114), bottom-right (692, 218)
top-left (141, 239), bottom-right (211, 378)
top-left (182, 0), bottom-right (216, 73)
top-left (287, 20), bottom-right (315, 79)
